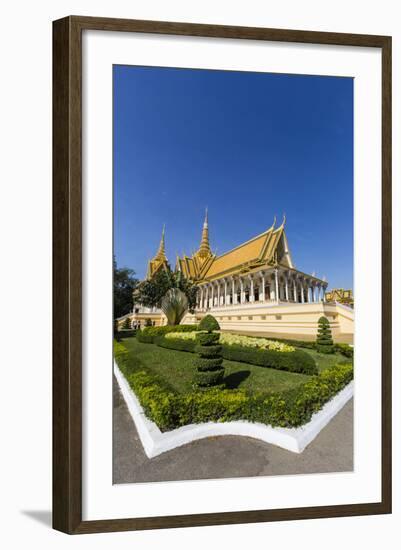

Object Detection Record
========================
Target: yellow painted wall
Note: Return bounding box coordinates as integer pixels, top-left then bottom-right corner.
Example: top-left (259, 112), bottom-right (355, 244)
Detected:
top-left (182, 302), bottom-right (354, 343)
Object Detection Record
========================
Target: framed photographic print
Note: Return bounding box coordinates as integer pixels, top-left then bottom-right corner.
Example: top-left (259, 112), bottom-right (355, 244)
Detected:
top-left (53, 16), bottom-right (392, 534)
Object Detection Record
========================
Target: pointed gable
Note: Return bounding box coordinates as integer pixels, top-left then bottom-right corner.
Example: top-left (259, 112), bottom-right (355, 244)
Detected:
top-left (147, 225), bottom-right (170, 279)
top-left (175, 213), bottom-right (293, 283)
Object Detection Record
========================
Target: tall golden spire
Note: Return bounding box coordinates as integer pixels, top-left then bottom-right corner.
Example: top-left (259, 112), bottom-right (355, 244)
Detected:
top-left (154, 224), bottom-right (167, 261)
top-left (147, 225), bottom-right (168, 279)
top-left (197, 208), bottom-right (211, 259)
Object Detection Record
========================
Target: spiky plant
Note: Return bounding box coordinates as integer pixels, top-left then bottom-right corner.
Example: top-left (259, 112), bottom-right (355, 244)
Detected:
top-left (161, 288), bottom-right (189, 326)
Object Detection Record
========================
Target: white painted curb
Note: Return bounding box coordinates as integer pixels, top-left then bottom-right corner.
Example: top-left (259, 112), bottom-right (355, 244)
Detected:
top-left (114, 361), bottom-right (353, 458)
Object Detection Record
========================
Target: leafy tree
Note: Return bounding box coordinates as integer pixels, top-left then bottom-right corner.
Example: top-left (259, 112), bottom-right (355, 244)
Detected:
top-left (113, 256), bottom-right (139, 319)
top-left (193, 315), bottom-right (225, 388)
top-left (135, 268), bottom-right (198, 313)
top-left (316, 316), bottom-right (335, 354)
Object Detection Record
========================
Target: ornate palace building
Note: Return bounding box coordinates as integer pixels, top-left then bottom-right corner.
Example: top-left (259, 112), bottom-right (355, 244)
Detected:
top-left (176, 210), bottom-right (327, 310)
top-left (118, 210), bottom-right (354, 342)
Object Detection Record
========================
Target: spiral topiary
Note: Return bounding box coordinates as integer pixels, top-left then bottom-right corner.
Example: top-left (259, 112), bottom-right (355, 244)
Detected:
top-left (316, 316), bottom-right (335, 354)
top-left (193, 315), bottom-right (225, 388)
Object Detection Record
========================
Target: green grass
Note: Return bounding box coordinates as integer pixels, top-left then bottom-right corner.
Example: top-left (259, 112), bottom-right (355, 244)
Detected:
top-left (121, 337), bottom-right (312, 396)
top-left (298, 347), bottom-right (345, 373)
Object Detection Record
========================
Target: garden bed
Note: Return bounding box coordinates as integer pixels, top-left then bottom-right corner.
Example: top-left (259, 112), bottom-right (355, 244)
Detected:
top-left (114, 359), bottom-right (354, 457)
top-left (115, 338), bottom-right (353, 432)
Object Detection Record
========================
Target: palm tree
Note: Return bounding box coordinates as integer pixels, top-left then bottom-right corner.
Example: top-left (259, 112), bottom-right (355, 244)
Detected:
top-left (161, 288), bottom-right (188, 326)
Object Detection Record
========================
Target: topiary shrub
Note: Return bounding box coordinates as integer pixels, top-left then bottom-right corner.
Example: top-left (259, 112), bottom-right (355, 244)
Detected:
top-left (198, 314), bottom-right (220, 332)
top-left (316, 316), bottom-right (335, 354)
top-left (194, 315), bottom-right (225, 388)
top-left (122, 317), bottom-right (132, 330)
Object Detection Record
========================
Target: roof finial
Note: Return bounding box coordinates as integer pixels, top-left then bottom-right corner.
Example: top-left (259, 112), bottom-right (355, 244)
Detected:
top-left (272, 215), bottom-right (277, 228)
top-left (282, 213), bottom-right (286, 227)
top-left (197, 208), bottom-right (211, 259)
top-left (155, 224), bottom-right (166, 261)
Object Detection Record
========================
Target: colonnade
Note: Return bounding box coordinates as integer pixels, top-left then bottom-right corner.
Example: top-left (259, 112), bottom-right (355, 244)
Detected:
top-left (196, 268), bottom-right (327, 310)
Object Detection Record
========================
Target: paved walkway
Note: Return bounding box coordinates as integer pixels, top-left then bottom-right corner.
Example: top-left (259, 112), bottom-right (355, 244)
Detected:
top-left (113, 376), bottom-right (353, 484)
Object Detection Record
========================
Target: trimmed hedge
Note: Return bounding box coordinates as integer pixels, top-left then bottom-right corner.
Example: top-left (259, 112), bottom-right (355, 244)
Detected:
top-left (137, 324), bottom-right (198, 344)
top-left (270, 337), bottom-right (354, 359)
top-left (155, 335), bottom-right (196, 352)
top-left (114, 340), bottom-right (353, 431)
top-left (155, 335), bottom-right (317, 375)
top-left (335, 343), bottom-right (354, 358)
top-left (272, 337), bottom-right (317, 350)
top-left (222, 344), bottom-right (317, 375)
top-left (118, 329), bottom-right (137, 338)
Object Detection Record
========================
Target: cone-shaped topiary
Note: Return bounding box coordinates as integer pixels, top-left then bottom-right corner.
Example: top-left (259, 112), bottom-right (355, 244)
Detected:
top-left (122, 317), bottom-right (132, 330)
top-left (198, 314), bottom-right (220, 332)
top-left (194, 315), bottom-right (225, 388)
top-left (316, 316), bottom-right (335, 354)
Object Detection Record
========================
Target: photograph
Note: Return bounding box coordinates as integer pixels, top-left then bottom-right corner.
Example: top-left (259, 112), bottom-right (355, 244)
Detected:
top-left (112, 64), bottom-right (355, 484)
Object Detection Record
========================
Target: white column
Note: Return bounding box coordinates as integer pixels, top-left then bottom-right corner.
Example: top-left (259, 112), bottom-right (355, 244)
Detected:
top-left (323, 286), bottom-right (327, 302)
top-left (274, 269), bottom-right (279, 303)
top-left (240, 278), bottom-right (245, 304)
top-left (293, 279), bottom-right (297, 302)
top-left (224, 279), bottom-right (228, 305)
top-left (217, 282), bottom-right (220, 306)
top-left (260, 272), bottom-right (265, 302)
top-left (249, 276), bottom-right (255, 302)
top-left (285, 277), bottom-right (289, 301)
top-left (301, 280), bottom-right (305, 303)
top-left (232, 278), bottom-right (237, 304)
top-left (205, 286), bottom-right (209, 309)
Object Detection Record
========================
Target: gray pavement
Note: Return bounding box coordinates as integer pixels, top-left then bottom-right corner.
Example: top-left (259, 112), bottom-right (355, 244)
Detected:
top-left (113, 375), bottom-right (353, 484)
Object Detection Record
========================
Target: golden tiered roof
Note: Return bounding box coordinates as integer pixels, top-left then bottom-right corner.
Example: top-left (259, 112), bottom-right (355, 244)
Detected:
top-left (176, 213), bottom-right (293, 283)
top-left (146, 225), bottom-right (170, 279)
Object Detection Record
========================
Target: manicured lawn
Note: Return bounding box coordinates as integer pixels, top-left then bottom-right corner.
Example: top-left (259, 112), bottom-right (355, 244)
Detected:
top-left (298, 347), bottom-right (345, 372)
top-left (121, 337), bottom-right (312, 396)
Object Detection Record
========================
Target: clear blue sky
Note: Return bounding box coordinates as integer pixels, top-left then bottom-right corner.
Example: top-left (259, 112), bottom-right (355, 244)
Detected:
top-left (114, 65), bottom-right (353, 289)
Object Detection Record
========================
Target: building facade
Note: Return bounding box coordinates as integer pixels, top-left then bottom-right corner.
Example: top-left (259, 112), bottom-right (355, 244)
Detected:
top-left (119, 211), bottom-right (354, 342)
top-left (325, 288), bottom-right (354, 308)
top-left (176, 210), bottom-right (328, 311)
